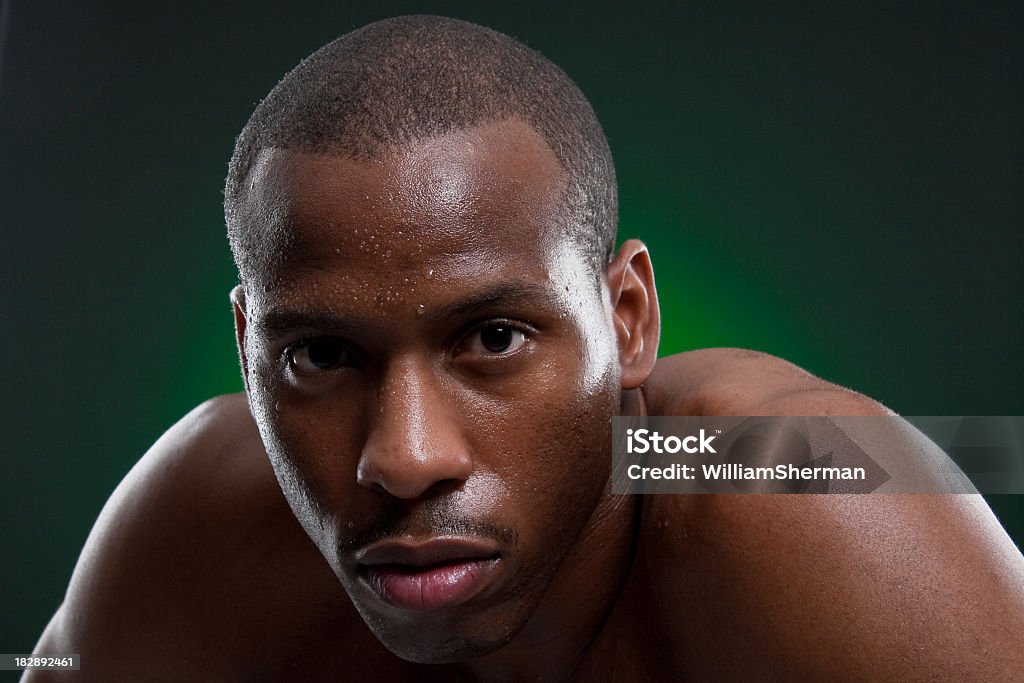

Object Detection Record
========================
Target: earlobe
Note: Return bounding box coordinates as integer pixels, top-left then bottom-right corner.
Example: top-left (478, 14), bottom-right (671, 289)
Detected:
top-left (607, 239), bottom-right (661, 390)
top-left (230, 285), bottom-right (251, 392)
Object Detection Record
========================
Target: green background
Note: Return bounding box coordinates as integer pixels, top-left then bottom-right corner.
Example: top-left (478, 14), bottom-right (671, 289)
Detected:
top-left (1, 0), bottom-right (1021, 659)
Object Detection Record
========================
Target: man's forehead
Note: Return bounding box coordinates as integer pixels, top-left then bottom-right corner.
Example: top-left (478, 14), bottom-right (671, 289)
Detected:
top-left (241, 118), bottom-right (567, 244)
top-left (234, 119), bottom-right (586, 309)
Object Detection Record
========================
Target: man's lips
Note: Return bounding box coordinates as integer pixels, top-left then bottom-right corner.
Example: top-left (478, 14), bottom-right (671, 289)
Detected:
top-left (355, 537), bottom-right (502, 611)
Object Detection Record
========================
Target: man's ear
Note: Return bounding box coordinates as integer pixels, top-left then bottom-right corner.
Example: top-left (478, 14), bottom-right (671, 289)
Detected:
top-left (230, 285), bottom-right (251, 393)
top-left (606, 239), bottom-right (660, 390)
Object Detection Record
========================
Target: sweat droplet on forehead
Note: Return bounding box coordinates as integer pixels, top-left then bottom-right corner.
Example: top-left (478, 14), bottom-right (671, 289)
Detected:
top-left (239, 121), bottom-right (587, 327)
top-left (242, 121), bottom-right (567, 274)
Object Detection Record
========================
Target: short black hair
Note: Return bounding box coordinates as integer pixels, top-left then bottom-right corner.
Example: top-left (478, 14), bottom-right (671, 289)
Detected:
top-left (224, 15), bottom-right (617, 283)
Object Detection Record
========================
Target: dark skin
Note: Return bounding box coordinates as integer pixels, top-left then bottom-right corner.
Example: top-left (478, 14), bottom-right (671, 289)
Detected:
top-left (29, 119), bottom-right (1024, 681)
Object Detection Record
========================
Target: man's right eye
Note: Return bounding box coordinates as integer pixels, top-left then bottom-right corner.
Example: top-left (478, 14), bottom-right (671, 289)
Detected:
top-left (287, 338), bottom-right (354, 373)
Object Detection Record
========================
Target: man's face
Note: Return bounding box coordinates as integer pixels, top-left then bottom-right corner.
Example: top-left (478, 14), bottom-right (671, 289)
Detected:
top-left (235, 120), bottom-right (624, 662)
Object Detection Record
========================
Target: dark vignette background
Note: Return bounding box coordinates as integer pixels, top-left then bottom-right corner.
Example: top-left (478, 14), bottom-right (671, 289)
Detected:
top-left (1, 0), bottom-right (1021, 661)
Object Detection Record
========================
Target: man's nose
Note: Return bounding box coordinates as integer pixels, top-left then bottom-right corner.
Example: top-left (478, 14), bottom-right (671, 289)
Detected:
top-left (356, 356), bottom-right (472, 499)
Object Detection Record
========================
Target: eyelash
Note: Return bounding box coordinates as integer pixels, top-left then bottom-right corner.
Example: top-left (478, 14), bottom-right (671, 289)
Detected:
top-left (281, 318), bottom-right (537, 374)
top-left (283, 336), bottom-right (358, 374)
top-left (457, 319), bottom-right (534, 356)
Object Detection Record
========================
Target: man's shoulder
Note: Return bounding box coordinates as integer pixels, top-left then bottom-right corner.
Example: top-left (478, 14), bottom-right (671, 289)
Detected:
top-left (32, 394), bottom-right (400, 680)
top-left (114, 393), bottom-right (269, 513)
top-left (74, 393), bottom-right (284, 563)
top-left (638, 489), bottom-right (1024, 678)
top-left (645, 348), bottom-right (889, 416)
top-left (633, 346), bottom-right (1024, 678)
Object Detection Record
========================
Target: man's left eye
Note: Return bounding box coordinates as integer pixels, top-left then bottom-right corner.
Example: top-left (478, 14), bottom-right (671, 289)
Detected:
top-left (463, 324), bottom-right (528, 355)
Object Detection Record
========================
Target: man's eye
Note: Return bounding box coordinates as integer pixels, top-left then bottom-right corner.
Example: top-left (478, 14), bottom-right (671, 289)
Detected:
top-left (288, 338), bottom-right (353, 373)
top-left (464, 324), bottom-right (528, 355)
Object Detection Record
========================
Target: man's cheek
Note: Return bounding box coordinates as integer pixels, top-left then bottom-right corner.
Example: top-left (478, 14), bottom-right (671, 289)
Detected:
top-left (268, 408), bottom-right (366, 519)
top-left (487, 402), bottom-right (609, 505)
top-left (288, 442), bottom-right (359, 505)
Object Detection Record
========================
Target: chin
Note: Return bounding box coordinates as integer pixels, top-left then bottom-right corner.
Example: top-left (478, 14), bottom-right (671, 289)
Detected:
top-left (356, 606), bottom-right (519, 664)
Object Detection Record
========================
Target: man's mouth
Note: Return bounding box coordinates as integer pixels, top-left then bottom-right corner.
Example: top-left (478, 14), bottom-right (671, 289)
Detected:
top-left (355, 537), bottom-right (502, 611)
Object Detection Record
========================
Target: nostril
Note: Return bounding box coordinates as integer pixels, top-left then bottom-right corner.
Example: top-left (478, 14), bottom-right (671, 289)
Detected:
top-left (356, 460), bottom-right (388, 492)
top-left (360, 479), bottom-right (391, 496)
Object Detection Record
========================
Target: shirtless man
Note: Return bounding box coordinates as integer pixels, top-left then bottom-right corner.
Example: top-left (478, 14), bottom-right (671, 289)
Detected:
top-left (28, 16), bottom-right (1024, 681)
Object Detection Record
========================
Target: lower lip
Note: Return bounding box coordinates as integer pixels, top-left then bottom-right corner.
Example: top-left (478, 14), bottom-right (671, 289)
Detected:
top-left (363, 558), bottom-right (500, 611)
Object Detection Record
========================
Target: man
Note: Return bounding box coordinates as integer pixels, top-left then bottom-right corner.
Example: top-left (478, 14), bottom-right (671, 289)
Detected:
top-left (28, 15), bottom-right (1024, 681)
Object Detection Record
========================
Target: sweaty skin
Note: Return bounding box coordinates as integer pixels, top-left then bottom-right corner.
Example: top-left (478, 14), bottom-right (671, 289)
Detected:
top-left (28, 120), bottom-right (1024, 682)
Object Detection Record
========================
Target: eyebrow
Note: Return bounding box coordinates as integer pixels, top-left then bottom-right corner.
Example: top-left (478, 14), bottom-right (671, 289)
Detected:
top-left (253, 280), bottom-right (559, 338)
top-left (432, 281), bottom-right (556, 320)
